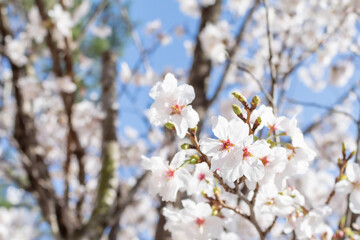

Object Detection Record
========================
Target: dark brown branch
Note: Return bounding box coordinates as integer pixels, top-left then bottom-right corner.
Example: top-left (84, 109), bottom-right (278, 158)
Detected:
top-left (80, 50), bottom-right (119, 239)
top-left (34, 0), bottom-right (87, 222)
top-left (0, 5), bottom-right (69, 238)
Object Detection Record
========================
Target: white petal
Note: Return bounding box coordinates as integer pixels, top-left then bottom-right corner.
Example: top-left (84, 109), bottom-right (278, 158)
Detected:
top-left (162, 73), bottom-right (178, 92)
top-left (172, 114), bottom-right (188, 138)
top-left (149, 81), bottom-right (162, 99)
top-left (170, 151), bottom-right (187, 168)
top-left (196, 202), bottom-right (213, 218)
top-left (350, 190), bottom-right (360, 214)
top-left (335, 180), bottom-right (353, 194)
top-left (346, 162), bottom-right (360, 183)
top-left (199, 138), bottom-right (222, 156)
top-left (246, 159), bottom-right (265, 182)
top-left (249, 140), bottom-right (271, 158)
top-left (228, 119), bottom-right (248, 143)
top-left (182, 106), bottom-right (199, 128)
top-left (211, 116), bottom-right (228, 140)
top-left (177, 84), bottom-right (195, 105)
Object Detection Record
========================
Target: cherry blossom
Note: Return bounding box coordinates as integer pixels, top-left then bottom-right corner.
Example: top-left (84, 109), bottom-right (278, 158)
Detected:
top-left (163, 200), bottom-right (224, 240)
top-left (27, 7), bottom-right (46, 43)
top-left (149, 73), bottom-right (199, 138)
top-left (48, 4), bottom-right (73, 37)
top-left (335, 162), bottom-right (360, 214)
top-left (141, 151), bottom-right (191, 201)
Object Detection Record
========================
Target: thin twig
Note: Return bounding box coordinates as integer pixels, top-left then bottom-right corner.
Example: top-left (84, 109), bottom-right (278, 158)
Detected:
top-left (237, 65), bottom-right (273, 104)
top-left (208, 0), bottom-right (260, 105)
top-left (286, 97), bottom-right (358, 123)
top-left (303, 84), bottom-right (358, 134)
top-left (262, 0), bottom-right (277, 114)
top-left (74, 0), bottom-right (109, 48)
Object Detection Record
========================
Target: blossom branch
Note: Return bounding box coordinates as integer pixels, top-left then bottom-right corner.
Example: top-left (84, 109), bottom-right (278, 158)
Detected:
top-left (35, 0), bottom-right (87, 220)
top-left (237, 65), bottom-right (274, 105)
top-left (186, 130), bottom-right (270, 240)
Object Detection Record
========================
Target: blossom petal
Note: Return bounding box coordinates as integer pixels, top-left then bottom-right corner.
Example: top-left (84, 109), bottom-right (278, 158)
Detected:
top-left (172, 114), bottom-right (188, 138)
top-left (211, 116), bottom-right (228, 140)
top-left (182, 106), bottom-right (199, 129)
top-left (346, 162), bottom-right (360, 183)
top-left (177, 84), bottom-right (195, 105)
top-left (350, 190), bottom-right (360, 214)
top-left (162, 73), bottom-right (178, 92)
top-left (335, 180), bottom-right (353, 194)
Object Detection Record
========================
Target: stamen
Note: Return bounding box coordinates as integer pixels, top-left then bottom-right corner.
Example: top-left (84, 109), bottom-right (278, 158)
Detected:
top-left (171, 104), bottom-right (185, 115)
top-left (220, 139), bottom-right (235, 151)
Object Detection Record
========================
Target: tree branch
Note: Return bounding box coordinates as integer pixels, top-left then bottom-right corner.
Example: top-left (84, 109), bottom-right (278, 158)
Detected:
top-left (82, 50), bottom-right (119, 239)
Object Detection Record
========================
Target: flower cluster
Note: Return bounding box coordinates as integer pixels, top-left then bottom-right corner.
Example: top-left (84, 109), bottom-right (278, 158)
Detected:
top-left (143, 73), bottom-right (360, 240)
top-left (149, 73), bottom-right (199, 138)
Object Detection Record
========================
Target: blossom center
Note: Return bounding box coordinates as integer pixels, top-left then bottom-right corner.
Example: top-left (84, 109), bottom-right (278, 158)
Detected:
top-left (261, 156), bottom-right (269, 166)
top-left (196, 217), bottom-right (205, 227)
top-left (220, 139), bottom-right (234, 151)
top-left (265, 198), bottom-right (275, 206)
top-left (167, 169), bottom-right (175, 179)
top-left (268, 124), bottom-right (276, 134)
top-left (242, 147), bottom-right (250, 159)
top-left (171, 104), bottom-right (185, 115)
top-left (198, 173), bottom-right (206, 181)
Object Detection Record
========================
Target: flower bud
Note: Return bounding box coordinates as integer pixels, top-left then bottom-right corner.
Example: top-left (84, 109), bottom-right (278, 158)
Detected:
top-left (348, 150), bottom-right (356, 160)
top-left (232, 92), bottom-right (248, 107)
top-left (232, 104), bottom-right (242, 115)
top-left (255, 116), bottom-right (262, 125)
top-left (342, 142), bottom-right (346, 156)
top-left (339, 215), bottom-right (346, 228)
top-left (165, 122), bottom-right (175, 130)
top-left (252, 117), bottom-right (262, 132)
top-left (213, 186), bottom-right (221, 197)
top-left (339, 174), bottom-right (348, 181)
top-left (189, 126), bottom-right (197, 135)
top-left (181, 143), bottom-right (190, 150)
top-left (334, 230), bottom-right (344, 239)
top-left (250, 95), bottom-right (260, 109)
top-left (344, 227), bottom-right (354, 237)
top-left (189, 154), bottom-right (200, 164)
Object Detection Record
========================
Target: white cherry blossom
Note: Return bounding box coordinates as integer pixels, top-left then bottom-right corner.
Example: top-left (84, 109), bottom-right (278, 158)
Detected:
top-left (141, 151), bottom-right (191, 201)
top-left (335, 162), bottom-right (360, 213)
top-left (163, 200), bottom-right (224, 240)
top-left (149, 73), bottom-right (199, 138)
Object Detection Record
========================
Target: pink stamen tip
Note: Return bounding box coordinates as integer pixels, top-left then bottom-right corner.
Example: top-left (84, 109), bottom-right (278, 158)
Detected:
top-left (171, 104), bottom-right (185, 115)
top-left (198, 173), bottom-right (206, 181)
top-left (261, 156), bottom-right (269, 166)
top-left (167, 169), bottom-right (175, 178)
top-left (269, 124), bottom-right (276, 133)
top-left (196, 217), bottom-right (205, 227)
top-left (220, 139), bottom-right (235, 151)
top-left (242, 148), bottom-right (250, 159)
